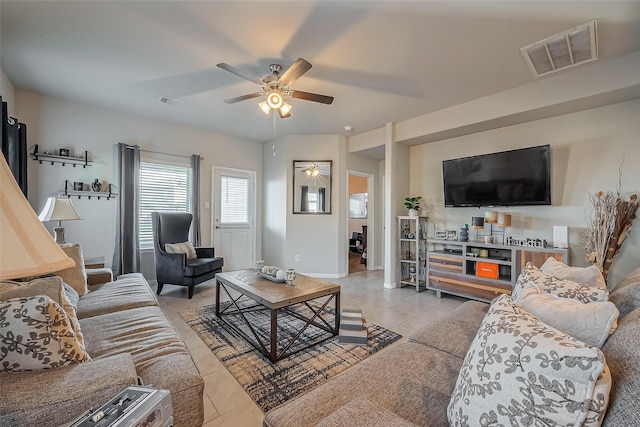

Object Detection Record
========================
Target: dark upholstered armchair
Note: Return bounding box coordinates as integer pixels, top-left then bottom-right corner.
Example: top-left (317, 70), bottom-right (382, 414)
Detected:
top-left (151, 212), bottom-right (223, 299)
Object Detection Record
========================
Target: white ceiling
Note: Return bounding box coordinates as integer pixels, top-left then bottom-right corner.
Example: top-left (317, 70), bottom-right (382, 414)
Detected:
top-left (2, 1), bottom-right (640, 145)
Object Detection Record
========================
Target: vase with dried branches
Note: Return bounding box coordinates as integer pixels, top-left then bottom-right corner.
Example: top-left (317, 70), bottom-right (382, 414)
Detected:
top-left (583, 161), bottom-right (639, 280)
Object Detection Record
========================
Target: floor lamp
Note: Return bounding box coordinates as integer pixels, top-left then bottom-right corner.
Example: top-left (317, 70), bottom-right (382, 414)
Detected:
top-left (0, 155), bottom-right (74, 280)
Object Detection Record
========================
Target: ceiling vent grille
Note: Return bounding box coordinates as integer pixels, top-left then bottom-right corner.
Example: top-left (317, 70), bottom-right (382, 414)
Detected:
top-left (521, 20), bottom-right (597, 78)
top-left (159, 96), bottom-right (184, 107)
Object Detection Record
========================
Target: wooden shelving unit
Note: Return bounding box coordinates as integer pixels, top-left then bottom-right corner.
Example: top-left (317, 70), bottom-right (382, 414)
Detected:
top-left (398, 216), bottom-right (428, 292)
top-left (426, 239), bottom-right (569, 303)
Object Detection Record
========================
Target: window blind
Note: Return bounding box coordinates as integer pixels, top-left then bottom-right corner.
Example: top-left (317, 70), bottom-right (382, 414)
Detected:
top-left (139, 162), bottom-right (191, 250)
top-left (220, 175), bottom-right (249, 225)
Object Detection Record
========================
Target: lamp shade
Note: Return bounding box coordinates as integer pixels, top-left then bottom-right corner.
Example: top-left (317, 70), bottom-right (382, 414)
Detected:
top-left (498, 213), bottom-right (512, 227)
top-left (484, 211), bottom-right (498, 224)
top-left (38, 197), bottom-right (82, 222)
top-left (471, 217), bottom-right (485, 229)
top-left (0, 155), bottom-right (74, 280)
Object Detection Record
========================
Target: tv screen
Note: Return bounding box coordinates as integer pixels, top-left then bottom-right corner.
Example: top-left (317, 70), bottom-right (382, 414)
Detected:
top-left (443, 145), bottom-right (551, 207)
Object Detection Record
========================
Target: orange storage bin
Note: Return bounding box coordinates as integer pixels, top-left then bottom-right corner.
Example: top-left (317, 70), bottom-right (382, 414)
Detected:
top-left (476, 262), bottom-right (499, 279)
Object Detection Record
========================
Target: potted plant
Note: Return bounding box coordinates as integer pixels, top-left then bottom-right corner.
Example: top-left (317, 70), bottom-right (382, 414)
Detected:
top-left (404, 196), bottom-right (422, 216)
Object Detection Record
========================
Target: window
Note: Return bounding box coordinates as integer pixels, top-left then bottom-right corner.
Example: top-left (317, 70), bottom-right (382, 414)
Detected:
top-left (139, 162), bottom-right (191, 250)
top-left (219, 175), bottom-right (249, 226)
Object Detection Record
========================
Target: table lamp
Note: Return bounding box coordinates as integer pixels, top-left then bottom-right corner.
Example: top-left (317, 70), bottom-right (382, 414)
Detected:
top-left (38, 197), bottom-right (82, 244)
top-left (0, 155), bottom-right (74, 280)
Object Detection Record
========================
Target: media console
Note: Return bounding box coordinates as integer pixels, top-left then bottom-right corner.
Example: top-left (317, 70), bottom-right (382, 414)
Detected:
top-left (426, 239), bottom-right (569, 303)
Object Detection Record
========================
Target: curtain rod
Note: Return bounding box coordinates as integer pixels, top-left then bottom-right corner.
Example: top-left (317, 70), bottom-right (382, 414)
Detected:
top-left (126, 146), bottom-right (204, 160)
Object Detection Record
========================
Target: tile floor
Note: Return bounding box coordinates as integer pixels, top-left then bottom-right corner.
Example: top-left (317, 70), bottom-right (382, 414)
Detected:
top-left (154, 270), bottom-right (465, 427)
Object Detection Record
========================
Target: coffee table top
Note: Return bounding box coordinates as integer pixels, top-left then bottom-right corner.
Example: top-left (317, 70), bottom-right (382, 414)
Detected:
top-left (216, 270), bottom-right (340, 309)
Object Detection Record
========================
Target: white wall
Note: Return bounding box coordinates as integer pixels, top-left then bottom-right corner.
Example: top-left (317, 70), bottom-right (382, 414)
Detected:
top-left (0, 68), bottom-right (16, 114)
top-left (16, 90), bottom-right (263, 276)
top-left (263, 134), bottom-right (347, 277)
top-left (411, 99), bottom-right (640, 288)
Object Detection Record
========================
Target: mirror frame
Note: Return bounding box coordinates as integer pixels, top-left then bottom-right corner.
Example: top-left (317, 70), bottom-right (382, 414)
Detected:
top-left (292, 160), bottom-right (332, 214)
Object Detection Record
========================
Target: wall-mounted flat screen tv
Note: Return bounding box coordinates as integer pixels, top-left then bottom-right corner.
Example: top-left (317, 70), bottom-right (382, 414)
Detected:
top-left (443, 144), bottom-right (551, 207)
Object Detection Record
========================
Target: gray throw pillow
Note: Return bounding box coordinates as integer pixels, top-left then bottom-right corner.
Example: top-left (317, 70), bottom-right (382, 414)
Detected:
top-left (609, 269), bottom-right (640, 319)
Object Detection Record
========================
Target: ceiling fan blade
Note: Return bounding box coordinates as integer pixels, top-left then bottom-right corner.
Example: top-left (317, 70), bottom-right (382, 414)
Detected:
top-left (279, 58), bottom-right (312, 87)
top-left (291, 90), bottom-right (334, 105)
top-left (223, 93), bottom-right (262, 104)
top-left (217, 63), bottom-right (264, 85)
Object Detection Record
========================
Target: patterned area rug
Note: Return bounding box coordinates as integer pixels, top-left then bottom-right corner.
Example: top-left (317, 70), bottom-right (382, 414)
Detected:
top-left (180, 299), bottom-right (402, 412)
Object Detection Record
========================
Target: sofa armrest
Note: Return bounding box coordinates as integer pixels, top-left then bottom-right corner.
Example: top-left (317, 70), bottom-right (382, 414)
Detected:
top-left (0, 354), bottom-right (138, 426)
top-left (196, 246), bottom-right (215, 258)
top-left (86, 267), bottom-right (113, 286)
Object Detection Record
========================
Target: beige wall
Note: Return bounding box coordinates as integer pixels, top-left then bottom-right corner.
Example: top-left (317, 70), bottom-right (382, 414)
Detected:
top-left (410, 99), bottom-right (640, 287)
top-left (0, 68), bottom-right (16, 115)
top-left (16, 90), bottom-right (263, 277)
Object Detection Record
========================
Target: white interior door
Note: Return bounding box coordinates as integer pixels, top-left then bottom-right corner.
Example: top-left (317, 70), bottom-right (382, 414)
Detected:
top-left (212, 167), bottom-right (256, 271)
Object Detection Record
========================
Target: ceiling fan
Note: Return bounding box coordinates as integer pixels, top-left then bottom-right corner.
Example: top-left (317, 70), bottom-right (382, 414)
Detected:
top-left (216, 58), bottom-right (334, 118)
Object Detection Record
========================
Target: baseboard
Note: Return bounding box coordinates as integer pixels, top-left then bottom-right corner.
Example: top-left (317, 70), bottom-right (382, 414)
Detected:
top-left (383, 281), bottom-right (399, 289)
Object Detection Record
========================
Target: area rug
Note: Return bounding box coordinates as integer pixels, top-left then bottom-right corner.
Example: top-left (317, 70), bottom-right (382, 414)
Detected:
top-left (180, 300), bottom-right (402, 412)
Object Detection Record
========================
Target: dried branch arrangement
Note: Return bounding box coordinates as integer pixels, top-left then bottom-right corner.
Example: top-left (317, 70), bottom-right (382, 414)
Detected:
top-left (583, 160), bottom-right (639, 280)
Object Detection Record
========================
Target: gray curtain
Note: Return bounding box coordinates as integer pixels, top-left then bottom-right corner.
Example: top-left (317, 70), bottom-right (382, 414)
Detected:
top-left (112, 143), bottom-right (140, 276)
top-left (318, 187), bottom-right (325, 212)
top-left (190, 154), bottom-right (201, 246)
top-left (301, 185), bottom-right (309, 212)
top-left (1, 96), bottom-right (28, 196)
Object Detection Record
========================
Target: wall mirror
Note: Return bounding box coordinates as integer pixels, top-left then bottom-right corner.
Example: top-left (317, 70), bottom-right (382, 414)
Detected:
top-left (293, 160), bottom-right (332, 214)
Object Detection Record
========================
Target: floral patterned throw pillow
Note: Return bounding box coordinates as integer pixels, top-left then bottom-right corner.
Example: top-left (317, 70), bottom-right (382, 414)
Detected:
top-left (0, 295), bottom-right (91, 372)
top-left (512, 262), bottom-right (609, 303)
top-left (448, 294), bottom-right (611, 427)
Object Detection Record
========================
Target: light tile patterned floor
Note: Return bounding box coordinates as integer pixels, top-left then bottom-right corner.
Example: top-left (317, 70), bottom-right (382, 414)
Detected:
top-left (154, 270), bottom-right (465, 426)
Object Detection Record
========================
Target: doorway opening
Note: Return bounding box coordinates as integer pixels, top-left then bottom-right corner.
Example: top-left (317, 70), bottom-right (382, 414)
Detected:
top-left (347, 171), bottom-right (373, 274)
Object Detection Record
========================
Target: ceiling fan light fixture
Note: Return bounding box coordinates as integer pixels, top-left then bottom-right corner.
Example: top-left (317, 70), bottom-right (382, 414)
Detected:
top-left (267, 92), bottom-right (283, 109)
top-left (279, 102), bottom-right (292, 116)
top-left (258, 100), bottom-right (271, 115)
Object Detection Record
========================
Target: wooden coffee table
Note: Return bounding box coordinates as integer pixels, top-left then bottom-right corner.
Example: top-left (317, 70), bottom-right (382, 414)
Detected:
top-left (215, 270), bottom-right (341, 363)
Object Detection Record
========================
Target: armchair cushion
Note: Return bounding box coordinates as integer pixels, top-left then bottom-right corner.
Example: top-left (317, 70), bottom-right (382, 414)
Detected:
top-left (165, 241), bottom-right (197, 259)
top-left (185, 257), bottom-right (224, 277)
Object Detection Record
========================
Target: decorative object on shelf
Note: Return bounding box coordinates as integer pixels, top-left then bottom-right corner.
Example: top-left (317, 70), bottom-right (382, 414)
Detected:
top-left (409, 265), bottom-right (417, 282)
top-left (471, 216), bottom-right (485, 241)
top-left (284, 269), bottom-right (296, 287)
top-left (407, 232), bottom-right (415, 239)
top-left (405, 251), bottom-right (413, 260)
top-left (459, 225), bottom-right (469, 242)
top-left (484, 211), bottom-right (498, 237)
top-left (446, 230), bottom-right (457, 241)
top-left (38, 197), bottom-right (82, 244)
top-left (59, 148), bottom-right (70, 157)
top-left (506, 236), bottom-right (547, 248)
top-left (73, 181), bottom-right (84, 191)
top-left (479, 249), bottom-right (489, 258)
top-left (495, 213), bottom-right (512, 244)
top-left (484, 235), bottom-right (494, 244)
top-left (583, 163), bottom-right (639, 280)
top-left (91, 179), bottom-right (102, 192)
top-left (0, 155), bottom-right (75, 280)
top-left (402, 224), bottom-right (410, 238)
top-left (435, 231), bottom-right (447, 240)
top-left (404, 196), bottom-right (422, 216)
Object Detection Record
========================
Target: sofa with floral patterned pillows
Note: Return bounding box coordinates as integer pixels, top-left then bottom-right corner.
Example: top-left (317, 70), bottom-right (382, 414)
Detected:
top-left (264, 260), bottom-right (640, 427)
top-left (0, 244), bottom-right (204, 427)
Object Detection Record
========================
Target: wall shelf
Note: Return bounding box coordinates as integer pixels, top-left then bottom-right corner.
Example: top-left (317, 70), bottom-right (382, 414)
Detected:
top-left (61, 180), bottom-right (116, 200)
top-left (31, 144), bottom-right (91, 168)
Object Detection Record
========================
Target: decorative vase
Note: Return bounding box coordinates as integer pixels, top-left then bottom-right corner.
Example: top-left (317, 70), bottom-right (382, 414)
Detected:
top-left (91, 179), bottom-right (102, 192)
top-left (408, 209), bottom-right (418, 217)
top-left (459, 227), bottom-right (469, 242)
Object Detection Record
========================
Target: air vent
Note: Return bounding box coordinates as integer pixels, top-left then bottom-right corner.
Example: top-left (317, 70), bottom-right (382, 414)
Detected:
top-left (159, 96), bottom-right (184, 107)
top-left (521, 20), bottom-right (597, 78)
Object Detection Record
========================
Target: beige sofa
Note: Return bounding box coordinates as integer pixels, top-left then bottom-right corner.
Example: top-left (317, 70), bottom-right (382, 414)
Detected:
top-left (0, 272), bottom-right (204, 427)
top-left (264, 268), bottom-right (640, 426)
